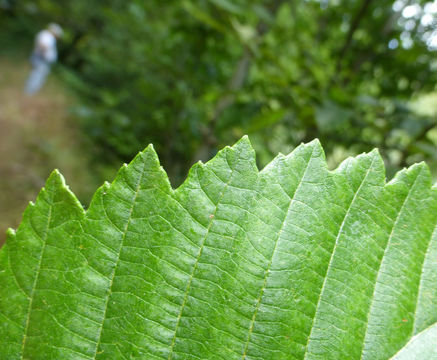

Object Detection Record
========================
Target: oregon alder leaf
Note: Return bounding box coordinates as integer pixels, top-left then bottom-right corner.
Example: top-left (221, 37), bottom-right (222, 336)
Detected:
top-left (0, 137), bottom-right (436, 359)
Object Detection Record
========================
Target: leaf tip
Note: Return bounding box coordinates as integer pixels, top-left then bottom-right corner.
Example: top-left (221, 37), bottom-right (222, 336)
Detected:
top-left (365, 148), bottom-right (384, 166)
top-left (405, 161), bottom-right (429, 177)
top-left (303, 138), bottom-right (324, 154)
top-left (140, 144), bottom-right (158, 159)
top-left (46, 169), bottom-right (66, 188)
top-left (232, 135), bottom-right (255, 153)
top-left (137, 143), bottom-right (160, 166)
top-left (239, 134), bottom-right (250, 143)
top-left (144, 143), bottom-right (155, 152)
top-left (193, 160), bottom-right (204, 169)
top-left (369, 148), bottom-right (380, 156)
top-left (307, 138), bottom-right (321, 147)
top-left (6, 228), bottom-right (16, 238)
top-left (388, 161), bottom-right (431, 188)
top-left (301, 138), bottom-right (325, 161)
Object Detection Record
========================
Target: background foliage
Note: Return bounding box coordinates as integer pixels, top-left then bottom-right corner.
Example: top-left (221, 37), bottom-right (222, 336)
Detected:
top-left (1, 138), bottom-right (436, 359)
top-left (1, 0), bottom-right (437, 181)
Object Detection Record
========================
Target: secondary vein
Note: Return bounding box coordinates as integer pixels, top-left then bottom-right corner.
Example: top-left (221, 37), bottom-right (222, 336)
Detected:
top-left (304, 155), bottom-right (376, 359)
top-left (241, 146), bottom-right (316, 360)
top-left (359, 168), bottom-right (422, 360)
top-left (412, 223), bottom-right (437, 335)
top-left (92, 162), bottom-right (146, 359)
top-left (20, 200), bottom-right (53, 359)
top-left (167, 157), bottom-right (237, 360)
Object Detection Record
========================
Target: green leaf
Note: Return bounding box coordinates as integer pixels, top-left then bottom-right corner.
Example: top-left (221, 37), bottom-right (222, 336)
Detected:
top-left (182, 1), bottom-right (228, 33)
top-left (208, 0), bottom-right (243, 15)
top-left (1, 137), bottom-right (436, 359)
top-left (0, 170), bottom-right (85, 358)
top-left (392, 323), bottom-right (437, 360)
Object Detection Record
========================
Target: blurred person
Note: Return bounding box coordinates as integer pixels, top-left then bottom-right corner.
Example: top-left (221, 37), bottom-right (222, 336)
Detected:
top-left (25, 23), bottom-right (63, 95)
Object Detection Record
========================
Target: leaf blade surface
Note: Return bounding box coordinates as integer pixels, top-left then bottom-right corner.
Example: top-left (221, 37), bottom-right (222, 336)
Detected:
top-left (0, 138), bottom-right (436, 359)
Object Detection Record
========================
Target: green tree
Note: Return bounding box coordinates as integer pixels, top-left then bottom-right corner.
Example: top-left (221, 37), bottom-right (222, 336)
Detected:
top-left (2, 0), bottom-right (436, 181)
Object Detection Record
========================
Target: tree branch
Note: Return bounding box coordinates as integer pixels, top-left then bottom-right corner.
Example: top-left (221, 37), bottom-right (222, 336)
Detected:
top-left (335, 0), bottom-right (374, 74)
top-left (194, 0), bottom-right (286, 162)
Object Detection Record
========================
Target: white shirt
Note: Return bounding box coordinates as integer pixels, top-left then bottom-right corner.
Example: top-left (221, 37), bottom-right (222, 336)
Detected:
top-left (35, 30), bottom-right (57, 63)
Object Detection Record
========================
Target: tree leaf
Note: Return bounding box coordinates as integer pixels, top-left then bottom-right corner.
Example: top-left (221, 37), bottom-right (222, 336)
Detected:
top-left (0, 137), bottom-right (436, 359)
top-left (0, 171), bottom-right (85, 359)
top-left (391, 323), bottom-right (437, 360)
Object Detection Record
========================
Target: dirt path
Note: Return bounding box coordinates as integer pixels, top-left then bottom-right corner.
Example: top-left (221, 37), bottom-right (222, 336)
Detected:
top-left (0, 57), bottom-right (101, 244)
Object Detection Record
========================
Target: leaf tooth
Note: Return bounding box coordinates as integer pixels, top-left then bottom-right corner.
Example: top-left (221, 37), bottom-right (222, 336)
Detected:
top-left (6, 228), bottom-right (16, 238)
top-left (387, 162), bottom-right (431, 188)
top-left (359, 163), bottom-right (435, 359)
top-left (261, 140), bottom-right (322, 175)
top-left (333, 148), bottom-right (382, 175)
top-left (208, 136), bottom-right (256, 169)
top-left (231, 135), bottom-right (255, 157)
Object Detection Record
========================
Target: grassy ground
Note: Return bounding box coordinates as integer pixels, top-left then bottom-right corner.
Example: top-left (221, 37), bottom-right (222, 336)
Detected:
top-left (0, 56), bottom-right (104, 244)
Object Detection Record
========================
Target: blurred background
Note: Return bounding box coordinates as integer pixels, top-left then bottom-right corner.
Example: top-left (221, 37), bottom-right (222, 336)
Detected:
top-left (0, 0), bottom-right (436, 244)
